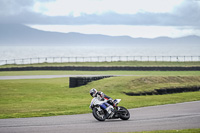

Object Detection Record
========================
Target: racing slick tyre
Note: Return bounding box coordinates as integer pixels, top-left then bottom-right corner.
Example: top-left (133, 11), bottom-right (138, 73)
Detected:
top-left (119, 106), bottom-right (130, 120)
top-left (92, 107), bottom-right (106, 121)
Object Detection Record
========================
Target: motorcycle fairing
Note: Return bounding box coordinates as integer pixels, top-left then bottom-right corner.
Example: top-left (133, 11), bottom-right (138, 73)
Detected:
top-left (99, 102), bottom-right (110, 110)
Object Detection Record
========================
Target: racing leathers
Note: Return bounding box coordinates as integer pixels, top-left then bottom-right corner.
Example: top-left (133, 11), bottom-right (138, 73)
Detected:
top-left (94, 91), bottom-right (116, 107)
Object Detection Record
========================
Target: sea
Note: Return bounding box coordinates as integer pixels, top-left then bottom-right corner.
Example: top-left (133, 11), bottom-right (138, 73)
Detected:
top-left (0, 44), bottom-right (200, 65)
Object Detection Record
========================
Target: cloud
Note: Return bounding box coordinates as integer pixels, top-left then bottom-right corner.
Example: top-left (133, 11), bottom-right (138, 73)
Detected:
top-left (172, 0), bottom-right (200, 26)
top-left (36, 0), bottom-right (182, 17)
top-left (0, 0), bottom-right (55, 16)
top-left (0, 0), bottom-right (55, 24)
top-left (0, 0), bottom-right (200, 27)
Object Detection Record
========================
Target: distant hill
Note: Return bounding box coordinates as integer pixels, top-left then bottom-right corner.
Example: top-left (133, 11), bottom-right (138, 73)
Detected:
top-left (0, 23), bottom-right (200, 46)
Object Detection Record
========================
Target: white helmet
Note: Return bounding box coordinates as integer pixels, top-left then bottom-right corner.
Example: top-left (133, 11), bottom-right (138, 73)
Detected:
top-left (90, 88), bottom-right (97, 97)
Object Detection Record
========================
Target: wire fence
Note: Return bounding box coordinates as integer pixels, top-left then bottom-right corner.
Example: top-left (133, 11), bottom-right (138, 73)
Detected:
top-left (0, 56), bottom-right (200, 65)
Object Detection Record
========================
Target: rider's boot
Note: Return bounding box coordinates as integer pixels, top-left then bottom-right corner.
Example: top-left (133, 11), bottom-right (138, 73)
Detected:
top-left (116, 106), bottom-right (120, 110)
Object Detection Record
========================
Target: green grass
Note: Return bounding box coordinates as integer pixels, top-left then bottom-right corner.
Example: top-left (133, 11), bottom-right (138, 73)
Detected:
top-left (1, 61), bottom-right (200, 68)
top-left (0, 76), bottom-right (200, 119)
top-left (117, 128), bottom-right (200, 133)
top-left (1, 71), bottom-right (200, 76)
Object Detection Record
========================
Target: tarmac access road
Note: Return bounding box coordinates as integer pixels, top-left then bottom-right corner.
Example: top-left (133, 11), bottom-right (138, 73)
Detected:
top-left (0, 101), bottom-right (200, 133)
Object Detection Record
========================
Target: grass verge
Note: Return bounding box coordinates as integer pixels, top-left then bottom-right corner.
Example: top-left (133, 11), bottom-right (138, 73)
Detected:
top-left (1, 71), bottom-right (200, 76)
top-left (1, 61), bottom-right (200, 68)
top-left (0, 76), bottom-right (200, 119)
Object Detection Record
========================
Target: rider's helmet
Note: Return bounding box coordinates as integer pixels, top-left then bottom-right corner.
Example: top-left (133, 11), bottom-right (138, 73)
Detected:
top-left (90, 88), bottom-right (97, 97)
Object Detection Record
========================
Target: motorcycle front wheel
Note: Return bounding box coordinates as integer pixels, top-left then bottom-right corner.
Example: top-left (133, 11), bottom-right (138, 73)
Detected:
top-left (119, 106), bottom-right (130, 120)
top-left (92, 107), bottom-right (107, 121)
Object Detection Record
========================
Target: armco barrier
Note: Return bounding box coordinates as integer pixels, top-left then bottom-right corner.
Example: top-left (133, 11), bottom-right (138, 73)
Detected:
top-left (69, 76), bottom-right (112, 88)
top-left (0, 66), bottom-right (200, 71)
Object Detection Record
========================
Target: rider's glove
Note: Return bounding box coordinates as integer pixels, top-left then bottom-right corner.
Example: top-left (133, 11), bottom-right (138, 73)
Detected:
top-left (109, 98), bottom-right (114, 103)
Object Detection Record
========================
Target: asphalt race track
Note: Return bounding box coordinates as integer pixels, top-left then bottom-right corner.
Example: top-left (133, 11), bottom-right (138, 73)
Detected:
top-left (0, 101), bottom-right (200, 133)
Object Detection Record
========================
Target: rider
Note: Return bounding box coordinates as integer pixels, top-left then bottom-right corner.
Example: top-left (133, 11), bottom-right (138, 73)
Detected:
top-left (89, 88), bottom-right (117, 108)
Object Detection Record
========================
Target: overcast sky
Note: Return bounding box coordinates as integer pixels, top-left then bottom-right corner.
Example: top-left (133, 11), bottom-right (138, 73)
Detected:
top-left (1, 0), bottom-right (200, 38)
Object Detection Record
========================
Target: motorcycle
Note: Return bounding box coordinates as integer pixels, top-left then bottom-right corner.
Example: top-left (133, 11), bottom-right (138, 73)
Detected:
top-left (90, 97), bottom-right (130, 121)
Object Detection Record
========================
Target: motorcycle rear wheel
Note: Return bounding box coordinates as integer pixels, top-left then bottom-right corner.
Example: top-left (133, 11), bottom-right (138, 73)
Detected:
top-left (92, 107), bottom-right (106, 121)
top-left (119, 106), bottom-right (130, 120)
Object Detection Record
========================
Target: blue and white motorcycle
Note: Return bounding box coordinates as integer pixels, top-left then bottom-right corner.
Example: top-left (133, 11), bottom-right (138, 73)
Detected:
top-left (90, 97), bottom-right (130, 121)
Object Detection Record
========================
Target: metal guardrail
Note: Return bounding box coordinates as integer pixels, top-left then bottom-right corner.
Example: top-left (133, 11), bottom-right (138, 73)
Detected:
top-left (0, 56), bottom-right (200, 65)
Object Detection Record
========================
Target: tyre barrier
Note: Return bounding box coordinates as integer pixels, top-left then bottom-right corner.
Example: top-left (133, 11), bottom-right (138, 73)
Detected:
top-left (69, 76), bottom-right (112, 88)
top-left (124, 86), bottom-right (200, 96)
top-left (0, 66), bottom-right (200, 71)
